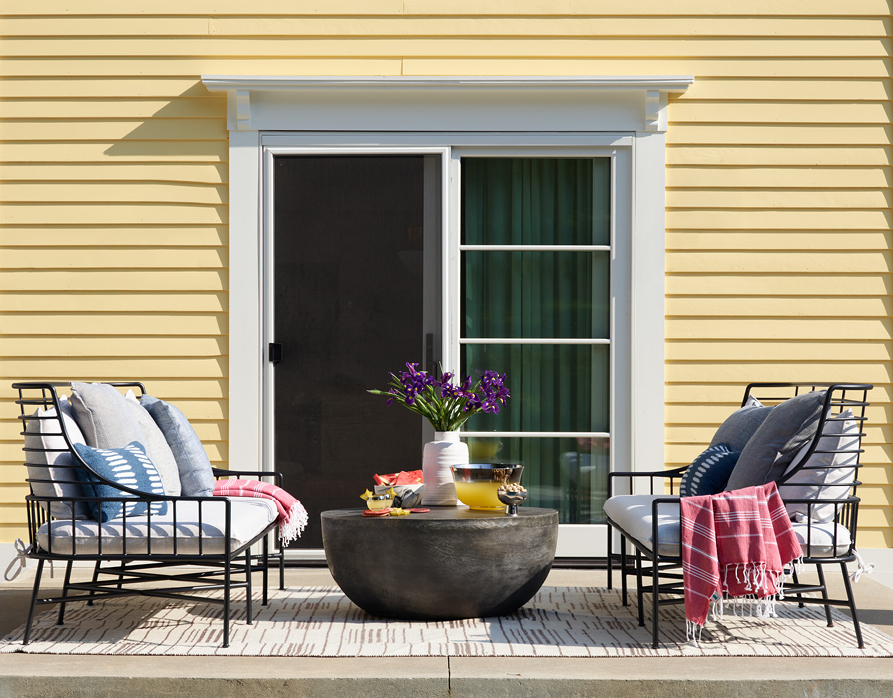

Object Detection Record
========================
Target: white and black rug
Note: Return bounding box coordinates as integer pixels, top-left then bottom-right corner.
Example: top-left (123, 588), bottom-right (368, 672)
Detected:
top-left (2, 586), bottom-right (892, 657)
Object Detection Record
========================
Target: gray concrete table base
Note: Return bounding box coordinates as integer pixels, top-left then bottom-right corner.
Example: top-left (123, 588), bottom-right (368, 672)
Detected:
top-left (321, 506), bottom-right (559, 621)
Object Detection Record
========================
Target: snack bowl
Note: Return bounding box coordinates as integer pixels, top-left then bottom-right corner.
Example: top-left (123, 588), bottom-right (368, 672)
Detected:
top-left (374, 483), bottom-right (425, 509)
top-left (449, 463), bottom-right (524, 511)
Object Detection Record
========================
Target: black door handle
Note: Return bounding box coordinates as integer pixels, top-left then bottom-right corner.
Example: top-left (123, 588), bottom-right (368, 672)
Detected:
top-left (269, 343), bottom-right (283, 364)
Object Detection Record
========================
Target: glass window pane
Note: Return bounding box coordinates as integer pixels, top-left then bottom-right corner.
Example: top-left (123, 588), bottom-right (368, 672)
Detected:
top-left (463, 250), bottom-right (609, 339)
top-left (463, 436), bottom-right (609, 524)
top-left (461, 343), bottom-right (609, 433)
top-left (461, 157), bottom-right (610, 246)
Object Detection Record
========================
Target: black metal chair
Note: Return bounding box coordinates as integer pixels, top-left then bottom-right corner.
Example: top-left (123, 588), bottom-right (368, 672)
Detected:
top-left (605, 383), bottom-right (872, 648)
top-left (14, 381), bottom-right (287, 648)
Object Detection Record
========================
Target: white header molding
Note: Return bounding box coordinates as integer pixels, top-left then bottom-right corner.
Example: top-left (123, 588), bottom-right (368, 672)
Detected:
top-left (202, 75), bottom-right (694, 133)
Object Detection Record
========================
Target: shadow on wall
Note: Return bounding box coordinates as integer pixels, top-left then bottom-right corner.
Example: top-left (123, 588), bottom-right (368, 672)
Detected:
top-left (103, 82), bottom-right (228, 161)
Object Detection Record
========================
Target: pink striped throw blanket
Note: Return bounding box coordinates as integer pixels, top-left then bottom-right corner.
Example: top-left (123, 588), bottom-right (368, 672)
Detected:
top-left (214, 479), bottom-right (309, 545)
top-left (681, 482), bottom-right (803, 639)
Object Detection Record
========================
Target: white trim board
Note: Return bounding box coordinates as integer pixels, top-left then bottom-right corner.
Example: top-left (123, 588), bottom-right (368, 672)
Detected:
top-left (207, 75), bottom-right (692, 558)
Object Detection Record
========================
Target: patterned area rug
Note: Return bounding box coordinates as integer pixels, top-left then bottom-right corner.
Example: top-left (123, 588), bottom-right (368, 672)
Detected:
top-left (2, 586), bottom-right (892, 657)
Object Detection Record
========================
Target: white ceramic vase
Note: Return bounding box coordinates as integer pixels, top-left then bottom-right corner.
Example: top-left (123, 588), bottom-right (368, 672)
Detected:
top-left (421, 431), bottom-right (468, 506)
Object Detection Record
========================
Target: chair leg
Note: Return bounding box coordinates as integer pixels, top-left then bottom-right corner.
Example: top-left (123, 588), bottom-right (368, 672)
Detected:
top-left (606, 523), bottom-right (613, 590)
top-left (840, 560), bottom-right (865, 649)
top-left (791, 566), bottom-right (805, 608)
top-left (620, 541), bottom-right (629, 606)
top-left (86, 560), bottom-right (101, 606)
top-left (279, 541), bottom-right (285, 591)
top-left (245, 548), bottom-right (253, 626)
top-left (651, 557), bottom-right (660, 649)
top-left (222, 555), bottom-right (231, 648)
top-left (56, 561), bottom-right (73, 626)
top-left (815, 563), bottom-right (833, 627)
top-left (23, 559), bottom-right (45, 645)
top-left (261, 535), bottom-right (270, 606)
top-left (635, 550), bottom-right (645, 627)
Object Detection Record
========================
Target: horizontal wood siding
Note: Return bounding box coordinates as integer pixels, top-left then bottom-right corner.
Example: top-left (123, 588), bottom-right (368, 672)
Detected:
top-left (0, 2), bottom-right (890, 547)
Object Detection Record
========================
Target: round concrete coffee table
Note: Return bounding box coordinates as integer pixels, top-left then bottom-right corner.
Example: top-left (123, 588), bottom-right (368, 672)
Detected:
top-left (321, 506), bottom-right (558, 621)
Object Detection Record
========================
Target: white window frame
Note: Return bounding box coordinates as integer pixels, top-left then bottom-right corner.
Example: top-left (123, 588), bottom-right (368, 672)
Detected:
top-left (202, 75), bottom-right (693, 558)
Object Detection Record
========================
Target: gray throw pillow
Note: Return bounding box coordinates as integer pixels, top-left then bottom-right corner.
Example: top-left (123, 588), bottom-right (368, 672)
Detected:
top-left (124, 391), bottom-right (182, 497)
top-left (69, 382), bottom-right (145, 449)
top-left (725, 390), bottom-right (827, 491)
top-left (140, 395), bottom-right (215, 497)
top-left (709, 395), bottom-right (773, 452)
top-left (23, 398), bottom-right (91, 520)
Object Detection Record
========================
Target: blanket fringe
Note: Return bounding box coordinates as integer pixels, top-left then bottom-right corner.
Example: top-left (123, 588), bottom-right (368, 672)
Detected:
top-left (279, 501), bottom-right (309, 546)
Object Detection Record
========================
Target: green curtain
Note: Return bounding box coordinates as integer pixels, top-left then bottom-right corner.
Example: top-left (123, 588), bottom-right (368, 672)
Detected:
top-left (461, 158), bottom-right (610, 523)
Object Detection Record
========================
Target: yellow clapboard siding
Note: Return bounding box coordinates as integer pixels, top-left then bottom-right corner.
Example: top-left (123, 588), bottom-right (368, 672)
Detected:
top-left (671, 101), bottom-right (891, 124)
top-left (0, 120), bottom-right (227, 141)
top-left (2, 16), bottom-right (888, 38)
top-left (667, 124), bottom-right (892, 146)
top-left (0, 78), bottom-right (209, 98)
top-left (0, 248), bottom-right (225, 269)
top-left (668, 167), bottom-right (892, 189)
top-left (0, 98), bottom-right (225, 120)
top-left (402, 58), bottom-right (892, 78)
top-left (856, 530), bottom-right (892, 547)
top-left (666, 340), bottom-right (893, 362)
top-left (0, 357), bottom-right (226, 379)
top-left (0, 142), bottom-right (226, 162)
top-left (666, 318), bottom-right (891, 341)
top-left (0, 380), bottom-right (226, 401)
top-left (666, 274), bottom-right (891, 297)
top-left (666, 362), bottom-right (892, 385)
top-left (0, 58), bottom-right (405, 78)
top-left (0, 270), bottom-right (226, 292)
top-left (667, 189), bottom-right (890, 209)
top-left (0, 182), bottom-right (226, 204)
top-left (0, 228), bottom-right (227, 247)
top-left (2, 0), bottom-right (889, 15)
top-left (0, 292), bottom-right (227, 313)
top-left (666, 296), bottom-right (891, 317)
top-left (0, 163), bottom-right (228, 184)
top-left (1, 314), bottom-right (225, 335)
top-left (2, 37), bottom-right (889, 59)
top-left (665, 209), bottom-right (891, 230)
top-left (667, 231), bottom-right (892, 250)
top-left (666, 251), bottom-right (891, 274)
top-left (0, 337), bottom-right (227, 358)
top-left (0, 0), bottom-right (407, 15)
top-left (666, 146), bottom-right (892, 167)
top-left (2, 204), bottom-right (226, 225)
top-left (684, 79), bottom-right (892, 101)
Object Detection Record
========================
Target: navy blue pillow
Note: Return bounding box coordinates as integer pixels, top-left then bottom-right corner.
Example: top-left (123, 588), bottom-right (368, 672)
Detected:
top-left (680, 443), bottom-right (741, 497)
top-left (74, 441), bottom-right (168, 522)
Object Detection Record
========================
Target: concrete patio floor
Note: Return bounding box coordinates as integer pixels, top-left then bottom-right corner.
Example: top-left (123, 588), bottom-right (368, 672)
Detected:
top-left (1, 564), bottom-right (892, 698)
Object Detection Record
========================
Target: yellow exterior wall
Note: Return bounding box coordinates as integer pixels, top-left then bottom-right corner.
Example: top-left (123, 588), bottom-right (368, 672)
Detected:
top-left (0, 1), bottom-right (890, 547)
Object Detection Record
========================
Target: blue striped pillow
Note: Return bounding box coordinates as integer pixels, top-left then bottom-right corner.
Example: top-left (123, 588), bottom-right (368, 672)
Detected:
top-left (74, 441), bottom-right (168, 522)
top-left (680, 443), bottom-right (741, 497)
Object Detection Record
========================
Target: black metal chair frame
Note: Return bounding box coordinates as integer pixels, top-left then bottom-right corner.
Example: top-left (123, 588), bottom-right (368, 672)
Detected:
top-left (15, 381), bottom-right (287, 648)
top-left (605, 382), bottom-right (872, 648)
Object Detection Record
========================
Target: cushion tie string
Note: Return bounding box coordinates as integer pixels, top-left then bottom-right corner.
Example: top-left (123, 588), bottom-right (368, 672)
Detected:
top-left (851, 549), bottom-right (875, 583)
top-left (3, 538), bottom-right (31, 582)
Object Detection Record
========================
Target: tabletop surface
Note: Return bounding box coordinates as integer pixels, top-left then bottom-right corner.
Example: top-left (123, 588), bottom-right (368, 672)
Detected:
top-left (321, 506), bottom-right (558, 524)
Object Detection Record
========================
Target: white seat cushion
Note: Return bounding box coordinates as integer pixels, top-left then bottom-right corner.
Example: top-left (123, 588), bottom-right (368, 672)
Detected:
top-left (603, 494), bottom-right (682, 557)
top-left (791, 520), bottom-right (851, 558)
top-left (605, 494), bottom-right (852, 559)
top-left (37, 497), bottom-right (278, 556)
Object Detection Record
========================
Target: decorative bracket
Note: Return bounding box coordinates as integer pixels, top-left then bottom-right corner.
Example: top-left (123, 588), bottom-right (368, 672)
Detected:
top-left (235, 90), bottom-right (251, 131)
top-left (645, 90), bottom-right (668, 132)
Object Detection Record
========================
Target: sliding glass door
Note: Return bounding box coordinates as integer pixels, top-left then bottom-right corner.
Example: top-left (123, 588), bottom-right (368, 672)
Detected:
top-left (458, 156), bottom-right (613, 530)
